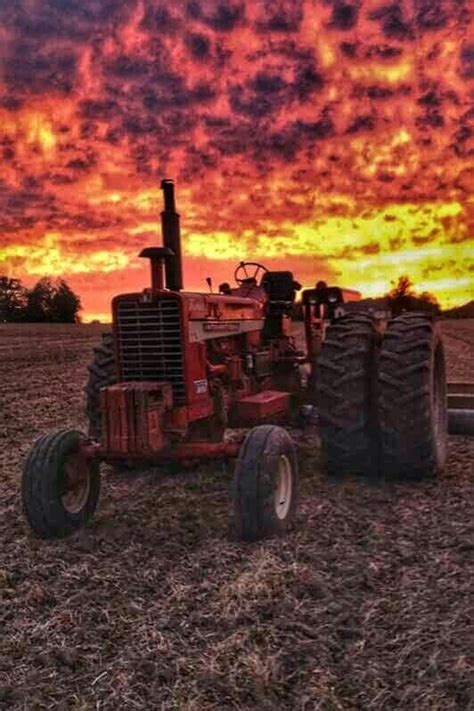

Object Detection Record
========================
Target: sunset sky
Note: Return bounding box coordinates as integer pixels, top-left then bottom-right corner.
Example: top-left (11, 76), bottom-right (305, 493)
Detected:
top-left (0, 0), bottom-right (473, 321)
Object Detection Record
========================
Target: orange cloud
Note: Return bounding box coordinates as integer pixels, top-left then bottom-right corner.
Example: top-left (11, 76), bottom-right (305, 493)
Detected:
top-left (0, 0), bottom-right (473, 317)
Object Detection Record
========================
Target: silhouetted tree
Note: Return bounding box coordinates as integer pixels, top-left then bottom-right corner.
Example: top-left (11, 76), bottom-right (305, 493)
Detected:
top-left (0, 277), bottom-right (28, 322)
top-left (51, 280), bottom-right (82, 323)
top-left (387, 275), bottom-right (440, 316)
top-left (10, 277), bottom-right (84, 323)
top-left (25, 278), bottom-right (56, 322)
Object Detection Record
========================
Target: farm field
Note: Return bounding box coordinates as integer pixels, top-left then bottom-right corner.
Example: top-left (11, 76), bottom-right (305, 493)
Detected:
top-left (0, 320), bottom-right (473, 709)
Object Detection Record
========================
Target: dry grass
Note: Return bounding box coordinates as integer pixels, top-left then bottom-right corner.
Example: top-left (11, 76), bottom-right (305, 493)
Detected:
top-left (0, 321), bottom-right (473, 709)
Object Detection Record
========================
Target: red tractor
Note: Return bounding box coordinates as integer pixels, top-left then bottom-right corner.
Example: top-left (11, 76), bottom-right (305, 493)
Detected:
top-left (22, 180), bottom-right (448, 541)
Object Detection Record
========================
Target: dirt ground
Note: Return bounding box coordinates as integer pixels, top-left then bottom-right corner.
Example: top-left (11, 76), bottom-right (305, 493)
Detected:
top-left (0, 320), bottom-right (473, 710)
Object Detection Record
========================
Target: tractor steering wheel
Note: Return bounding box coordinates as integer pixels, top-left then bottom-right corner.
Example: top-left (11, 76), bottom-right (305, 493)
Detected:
top-left (234, 261), bottom-right (269, 286)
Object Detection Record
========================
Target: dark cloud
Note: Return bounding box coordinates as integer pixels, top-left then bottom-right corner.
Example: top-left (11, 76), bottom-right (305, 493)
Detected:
top-left (292, 117), bottom-right (334, 140)
top-left (141, 77), bottom-right (215, 111)
top-left (106, 54), bottom-right (151, 79)
top-left (265, 126), bottom-right (301, 162)
top-left (79, 99), bottom-right (121, 120)
top-left (0, 96), bottom-right (24, 111)
top-left (59, 213), bottom-right (122, 231)
top-left (3, 0), bottom-right (132, 42)
top-left (0, 182), bottom-right (57, 232)
top-left (46, 0), bottom-right (132, 23)
top-left (294, 63), bottom-right (324, 100)
top-left (229, 61), bottom-right (323, 119)
top-left (451, 125), bottom-right (473, 157)
top-left (252, 72), bottom-right (286, 94)
top-left (229, 83), bottom-right (278, 118)
top-left (346, 115), bottom-right (376, 133)
top-left (414, 0), bottom-right (447, 31)
top-left (203, 114), bottom-right (230, 131)
top-left (329, 3), bottom-right (359, 31)
top-left (3, 146), bottom-right (15, 162)
top-left (65, 155), bottom-right (97, 171)
top-left (368, 4), bottom-right (411, 40)
top-left (340, 42), bottom-right (358, 57)
top-left (417, 91), bottom-right (441, 107)
top-left (255, 0), bottom-right (304, 33)
top-left (180, 145), bottom-right (218, 180)
top-left (416, 112), bottom-right (445, 129)
top-left (460, 44), bottom-right (474, 79)
top-left (140, 3), bottom-right (182, 34)
top-left (365, 44), bottom-right (403, 59)
top-left (61, 159), bottom-right (85, 175)
top-left (194, 1), bottom-right (245, 32)
top-left (186, 32), bottom-right (211, 60)
top-left (79, 121), bottom-right (99, 140)
top-left (5, 47), bottom-right (77, 94)
top-left (49, 172), bottom-right (77, 185)
top-left (206, 112), bottom-right (333, 166)
top-left (367, 85), bottom-right (394, 99)
top-left (122, 115), bottom-right (158, 136)
top-left (377, 172), bottom-right (395, 182)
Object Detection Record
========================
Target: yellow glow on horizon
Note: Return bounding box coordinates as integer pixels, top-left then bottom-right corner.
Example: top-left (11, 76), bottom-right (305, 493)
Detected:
top-left (128, 222), bottom-right (161, 235)
top-left (182, 199), bottom-right (471, 308)
top-left (82, 313), bottom-right (113, 323)
top-left (0, 236), bottom-right (132, 276)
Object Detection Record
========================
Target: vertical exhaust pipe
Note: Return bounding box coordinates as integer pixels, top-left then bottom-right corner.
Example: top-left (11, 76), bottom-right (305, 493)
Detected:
top-left (161, 179), bottom-right (183, 291)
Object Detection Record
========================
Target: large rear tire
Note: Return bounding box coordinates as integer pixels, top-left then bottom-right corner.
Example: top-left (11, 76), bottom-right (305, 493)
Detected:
top-left (232, 425), bottom-right (298, 542)
top-left (315, 314), bottom-right (380, 478)
top-left (378, 313), bottom-right (447, 480)
top-left (85, 332), bottom-right (116, 440)
top-left (22, 429), bottom-right (100, 538)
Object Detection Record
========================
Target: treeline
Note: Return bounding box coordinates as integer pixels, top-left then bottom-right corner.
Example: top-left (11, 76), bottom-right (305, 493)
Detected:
top-left (441, 300), bottom-right (474, 319)
top-left (0, 276), bottom-right (81, 323)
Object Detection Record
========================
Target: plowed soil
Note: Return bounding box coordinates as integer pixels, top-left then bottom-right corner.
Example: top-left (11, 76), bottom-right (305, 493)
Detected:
top-left (1, 320), bottom-right (473, 710)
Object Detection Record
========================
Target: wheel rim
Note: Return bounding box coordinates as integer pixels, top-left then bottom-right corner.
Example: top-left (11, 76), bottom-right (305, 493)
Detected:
top-left (274, 455), bottom-right (292, 520)
top-left (61, 452), bottom-right (90, 514)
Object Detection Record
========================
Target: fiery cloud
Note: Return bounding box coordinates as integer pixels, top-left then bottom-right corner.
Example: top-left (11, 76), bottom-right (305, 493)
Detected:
top-left (0, 0), bottom-right (473, 320)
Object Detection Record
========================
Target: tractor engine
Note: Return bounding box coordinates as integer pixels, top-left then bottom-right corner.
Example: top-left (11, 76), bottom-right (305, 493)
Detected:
top-left (100, 180), bottom-right (302, 459)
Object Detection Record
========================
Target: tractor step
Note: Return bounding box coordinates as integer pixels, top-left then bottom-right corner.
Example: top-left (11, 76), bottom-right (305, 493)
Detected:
top-left (447, 382), bottom-right (474, 394)
top-left (448, 394), bottom-right (474, 409)
top-left (236, 390), bottom-right (291, 423)
top-left (447, 382), bottom-right (474, 435)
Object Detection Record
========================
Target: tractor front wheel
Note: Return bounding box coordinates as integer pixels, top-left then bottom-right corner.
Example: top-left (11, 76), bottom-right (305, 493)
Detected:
top-left (22, 429), bottom-right (100, 538)
top-left (232, 425), bottom-right (298, 542)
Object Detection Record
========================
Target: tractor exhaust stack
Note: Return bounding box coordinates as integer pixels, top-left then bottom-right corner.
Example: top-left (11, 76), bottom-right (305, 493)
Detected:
top-left (161, 179), bottom-right (183, 291)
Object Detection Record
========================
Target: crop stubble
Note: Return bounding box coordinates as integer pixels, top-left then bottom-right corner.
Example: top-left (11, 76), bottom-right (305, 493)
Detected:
top-left (0, 321), bottom-right (473, 709)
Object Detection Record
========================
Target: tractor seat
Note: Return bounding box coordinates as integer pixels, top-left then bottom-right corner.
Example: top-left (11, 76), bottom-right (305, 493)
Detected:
top-left (261, 271), bottom-right (301, 303)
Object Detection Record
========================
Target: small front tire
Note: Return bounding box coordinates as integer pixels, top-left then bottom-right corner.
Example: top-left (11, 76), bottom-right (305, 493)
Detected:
top-left (22, 429), bottom-right (101, 539)
top-left (232, 425), bottom-right (298, 542)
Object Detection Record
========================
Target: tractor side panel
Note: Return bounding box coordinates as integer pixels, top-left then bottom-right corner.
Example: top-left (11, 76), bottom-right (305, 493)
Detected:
top-left (100, 382), bottom-right (173, 456)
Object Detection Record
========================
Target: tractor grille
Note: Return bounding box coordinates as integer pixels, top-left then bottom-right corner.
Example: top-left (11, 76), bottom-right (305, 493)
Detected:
top-left (116, 298), bottom-right (186, 404)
